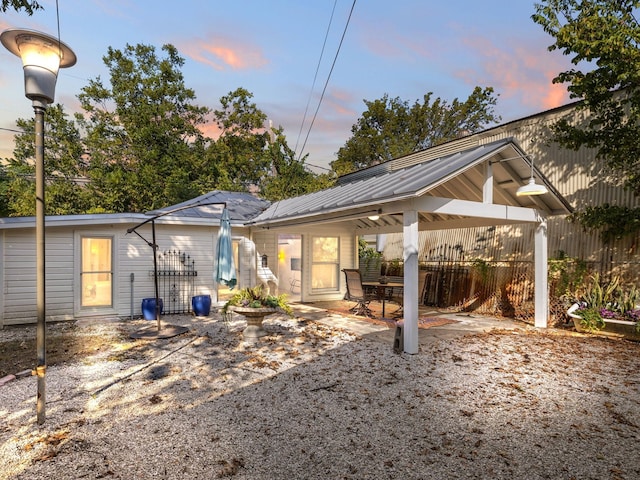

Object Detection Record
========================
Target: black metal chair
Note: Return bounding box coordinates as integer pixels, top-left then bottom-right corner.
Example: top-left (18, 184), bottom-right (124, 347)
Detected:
top-left (342, 269), bottom-right (377, 317)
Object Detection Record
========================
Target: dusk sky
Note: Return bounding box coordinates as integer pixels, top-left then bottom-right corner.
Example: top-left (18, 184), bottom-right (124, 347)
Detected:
top-left (0, 0), bottom-right (575, 172)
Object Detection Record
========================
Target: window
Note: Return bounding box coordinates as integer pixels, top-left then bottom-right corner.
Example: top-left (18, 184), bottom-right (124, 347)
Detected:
top-left (81, 237), bottom-right (113, 308)
top-left (311, 236), bottom-right (339, 291)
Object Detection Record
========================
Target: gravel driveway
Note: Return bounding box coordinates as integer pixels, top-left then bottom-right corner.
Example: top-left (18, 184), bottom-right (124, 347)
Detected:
top-left (1, 306), bottom-right (639, 479)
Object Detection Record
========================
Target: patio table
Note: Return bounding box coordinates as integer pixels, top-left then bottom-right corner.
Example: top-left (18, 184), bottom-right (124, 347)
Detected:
top-left (362, 281), bottom-right (403, 317)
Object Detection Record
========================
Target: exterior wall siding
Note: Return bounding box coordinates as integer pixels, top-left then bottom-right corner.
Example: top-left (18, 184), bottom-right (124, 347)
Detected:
top-left (0, 221), bottom-right (236, 325)
top-left (113, 224), bottom-right (218, 319)
top-left (253, 225), bottom-right (355, 303)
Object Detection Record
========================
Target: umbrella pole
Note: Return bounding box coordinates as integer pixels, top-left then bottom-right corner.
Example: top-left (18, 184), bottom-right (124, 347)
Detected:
top-left (152, 220), bottom-right (161, 332)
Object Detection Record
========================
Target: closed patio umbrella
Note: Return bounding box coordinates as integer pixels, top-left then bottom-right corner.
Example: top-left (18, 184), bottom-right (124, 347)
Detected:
top-left (215, 207), bottom-right (237, 289)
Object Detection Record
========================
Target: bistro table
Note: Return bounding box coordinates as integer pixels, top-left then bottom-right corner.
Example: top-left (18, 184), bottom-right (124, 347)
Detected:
top-left (362, 281), bottom-right (404, 317)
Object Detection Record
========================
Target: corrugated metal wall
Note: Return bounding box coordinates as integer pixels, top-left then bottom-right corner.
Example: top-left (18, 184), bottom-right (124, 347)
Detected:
top-left (380, 104), bottom-right (640, 322)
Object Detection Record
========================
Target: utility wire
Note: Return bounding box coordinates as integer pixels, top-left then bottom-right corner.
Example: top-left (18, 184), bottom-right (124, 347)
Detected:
top-left (297, 0), bottom-right (357, 162)
top-left (294, 0), bottom-right (338, 155)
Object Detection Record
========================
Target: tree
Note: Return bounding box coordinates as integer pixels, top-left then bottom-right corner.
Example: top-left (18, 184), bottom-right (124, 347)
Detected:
top-left (1, 0), bottom-right (41, 14)
top-left (533, 0), bottom-right (640, 241)
top-left (208, 88), bottom-right (333, 198)
top-left (3, 104), bottom-right (88, 216)
top-left (331, 87), bottom-right (500, 176)
top-left (261, 125), bottom-right (334, 201)
top-left (210, 88), bottom-right (271, 191)
top-left (77, 43), bottom-right (210, 212)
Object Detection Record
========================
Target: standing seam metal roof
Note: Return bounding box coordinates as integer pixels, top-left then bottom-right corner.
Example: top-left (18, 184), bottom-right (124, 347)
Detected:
top-left (250, 139), bottom-right (533, 225)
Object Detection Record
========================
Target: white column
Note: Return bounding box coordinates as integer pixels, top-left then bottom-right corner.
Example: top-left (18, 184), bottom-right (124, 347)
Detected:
top-left (534, 219), bottom-right (548, 328)
top-left (403, 209), bottom-right (419, 354)
top-left (483, 161), bottom-right (493, 203)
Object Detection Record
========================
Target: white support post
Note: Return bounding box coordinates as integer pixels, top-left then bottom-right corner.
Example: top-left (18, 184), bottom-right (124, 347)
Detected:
top-left (483, 161), bottom-right (493, 204)
top-left (403, 209), bottom-right (419, 354)
top-left (534, 219), bottom-right (548, 328)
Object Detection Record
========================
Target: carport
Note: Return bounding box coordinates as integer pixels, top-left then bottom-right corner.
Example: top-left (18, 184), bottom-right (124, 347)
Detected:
top-left (249, 138), bottom-right (572, 353)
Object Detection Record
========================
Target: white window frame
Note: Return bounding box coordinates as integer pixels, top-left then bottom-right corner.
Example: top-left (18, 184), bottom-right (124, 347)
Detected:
top-left (310, 235), bottom-right (340, 293)
top-left (75, 232), bottom-right (117, 315)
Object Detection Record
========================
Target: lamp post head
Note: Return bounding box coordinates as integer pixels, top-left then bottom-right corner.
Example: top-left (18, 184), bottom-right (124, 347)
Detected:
top-left (1, 28), bottom-right (76, 107)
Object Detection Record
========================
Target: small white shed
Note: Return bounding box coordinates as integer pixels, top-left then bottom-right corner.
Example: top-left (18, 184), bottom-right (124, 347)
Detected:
top-left (0, 191), bottom-right (268, 326)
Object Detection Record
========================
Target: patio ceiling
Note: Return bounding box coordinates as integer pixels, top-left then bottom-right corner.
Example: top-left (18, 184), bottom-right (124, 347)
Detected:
top-left (249, 138), bottom-right (573, 232)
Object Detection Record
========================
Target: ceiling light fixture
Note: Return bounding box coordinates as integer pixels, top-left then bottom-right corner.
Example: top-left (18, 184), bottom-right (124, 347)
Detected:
top-left (367, 209), bottom-right (382, 221)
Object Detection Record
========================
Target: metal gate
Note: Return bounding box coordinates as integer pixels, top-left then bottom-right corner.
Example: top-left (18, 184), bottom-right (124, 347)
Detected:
top-left (151, 250), bottom-right (197, 314)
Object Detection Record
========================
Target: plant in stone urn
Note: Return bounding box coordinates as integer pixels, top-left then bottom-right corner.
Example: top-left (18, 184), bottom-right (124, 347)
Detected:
top-left (223, 285), bottom-right (292, 338)
top-left (566, 273), bottom-right (640, 339)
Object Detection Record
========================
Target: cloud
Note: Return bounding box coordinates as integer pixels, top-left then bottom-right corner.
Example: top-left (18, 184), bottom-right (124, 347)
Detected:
top-left (453, 33), bottom-right (573, 114)
top-left (179, 35), bottom-right (268, 71)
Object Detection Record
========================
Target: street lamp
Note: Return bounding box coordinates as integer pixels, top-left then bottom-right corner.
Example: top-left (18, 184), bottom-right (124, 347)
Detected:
top-left (1, 28), bottom-right (76, 425)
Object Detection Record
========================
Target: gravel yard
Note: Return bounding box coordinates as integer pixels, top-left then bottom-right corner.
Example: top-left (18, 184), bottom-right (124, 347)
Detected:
top-left (1, 306), bottom-right (639, 479)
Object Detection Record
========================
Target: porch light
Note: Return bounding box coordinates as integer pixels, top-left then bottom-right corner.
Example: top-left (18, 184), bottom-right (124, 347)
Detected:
top-left (368, 209), bottom-right (382, 221)
top-left (516, 177), bottom-right (549, 196)
top-left (516, 156), bottom-right (548, 196)
top-left (1, 28), bottom-right (76, 425)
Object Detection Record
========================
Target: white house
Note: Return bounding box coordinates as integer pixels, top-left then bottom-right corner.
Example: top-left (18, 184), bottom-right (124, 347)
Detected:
top-left (3, 100), bottom-right (633, 355)
top-left (0, 191), bottom-right (268, 327)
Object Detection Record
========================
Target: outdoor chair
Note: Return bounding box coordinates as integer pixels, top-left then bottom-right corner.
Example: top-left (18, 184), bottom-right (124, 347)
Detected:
top-left (387, 286), bottom-right (404, 317)
top-left (342, 269), bottom-right (377, 317)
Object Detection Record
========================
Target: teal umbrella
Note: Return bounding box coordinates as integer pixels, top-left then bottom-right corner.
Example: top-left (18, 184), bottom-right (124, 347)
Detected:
top-left (215, 207), bottom-right (237, 289)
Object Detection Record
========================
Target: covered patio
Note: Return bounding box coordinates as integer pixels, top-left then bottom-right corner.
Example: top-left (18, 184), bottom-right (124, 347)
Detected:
top-left (249, 138), bottom-right (572, 353)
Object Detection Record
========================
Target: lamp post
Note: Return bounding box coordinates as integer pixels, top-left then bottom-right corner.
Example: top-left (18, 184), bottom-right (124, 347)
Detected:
top-left (1, 28), bottom-right (76, 425)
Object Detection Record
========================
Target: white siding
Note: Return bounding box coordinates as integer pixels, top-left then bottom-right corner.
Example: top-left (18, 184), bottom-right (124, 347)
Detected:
top-left (2, 227), bottom-right (75, 325)
top-left (0, 221), bottom-right (245, 325)
top-left (249, 226), bottom-right (357, 303)
top-left (115, 223), bottom-right (219, 318)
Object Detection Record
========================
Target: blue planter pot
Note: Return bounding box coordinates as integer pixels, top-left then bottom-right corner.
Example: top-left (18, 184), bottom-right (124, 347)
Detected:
top-left (192, 295), bottom-right (212, 316)
top-left (142, 297), bottom-right (163, 320)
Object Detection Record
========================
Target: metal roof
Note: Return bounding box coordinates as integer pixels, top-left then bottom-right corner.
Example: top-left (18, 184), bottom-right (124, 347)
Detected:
top-left (249, 139), bottom-right (572, 231)
top-left (146, 190), bottom-right (270, 224)
top-left (0, 191), bottom-right (270, 230)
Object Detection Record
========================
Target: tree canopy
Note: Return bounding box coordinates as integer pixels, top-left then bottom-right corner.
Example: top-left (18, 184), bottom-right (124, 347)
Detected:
top-left (3, 104), bottom-right (87, 216)
top-left (0, 0), bottom-right (41, 14)
top-left (76, 43), bottom-right (211, 213)
top-left (1, 43), bottom-right (328, 215)
top-left (533, 0), bottom-right (640, 241)
top-left (330, 87), bottom-right (500, 176)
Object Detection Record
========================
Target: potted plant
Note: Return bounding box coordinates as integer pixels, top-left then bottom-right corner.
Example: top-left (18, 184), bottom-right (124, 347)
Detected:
top-left (223, 285), bottom-right (292, 338)
top-left (567, 274), bottom-right (640, 340)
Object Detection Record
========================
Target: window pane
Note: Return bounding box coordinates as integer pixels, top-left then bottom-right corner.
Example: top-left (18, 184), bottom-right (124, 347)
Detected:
top-left (81, 237), bottom-right (113, 307)
top-left (311, 236), bottom-right (339, 291)
top-left (312, 237), bottom-right (338, 262)
top-left (311, 264), bottom-right (338, 289)
top-left (217, 240), bottom-right (240, 301)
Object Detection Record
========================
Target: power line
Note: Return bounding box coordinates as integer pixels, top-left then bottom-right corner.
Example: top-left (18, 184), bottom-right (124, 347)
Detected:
top-left (294, 0), bottom-right (338, 155)
top-left (296, 0), bottom-right (357, 163)
top-left (0, 127), bottom-right (24, 134)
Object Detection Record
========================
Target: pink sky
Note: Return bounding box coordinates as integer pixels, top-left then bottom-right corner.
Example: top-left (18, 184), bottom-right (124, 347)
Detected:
top-left (0, 1), bottom-right (575, 171)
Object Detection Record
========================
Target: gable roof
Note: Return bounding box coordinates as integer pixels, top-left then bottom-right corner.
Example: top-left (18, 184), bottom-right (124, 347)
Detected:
top-left (249, 138), bottom-right (572, 232)
top-left (146, 190), bottom-right (269, 225)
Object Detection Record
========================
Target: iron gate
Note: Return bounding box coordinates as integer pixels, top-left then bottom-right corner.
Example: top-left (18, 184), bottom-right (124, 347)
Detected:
top-left (150, 250), bottom-right (197, 314)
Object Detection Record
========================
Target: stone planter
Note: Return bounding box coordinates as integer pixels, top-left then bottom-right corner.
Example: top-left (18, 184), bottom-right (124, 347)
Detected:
top-left (568, 304), bottom-right (640, 341)
top-left (229, 306), bottom-right (277, 339)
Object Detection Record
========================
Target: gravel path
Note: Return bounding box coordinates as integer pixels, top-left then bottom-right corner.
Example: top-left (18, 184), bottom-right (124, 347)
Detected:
top-left (1, 307), bottom-right (639, 479)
